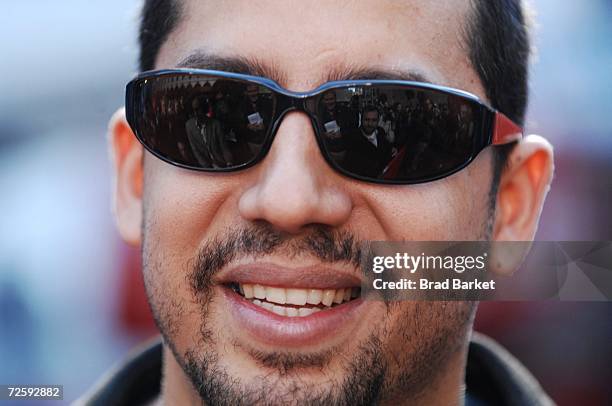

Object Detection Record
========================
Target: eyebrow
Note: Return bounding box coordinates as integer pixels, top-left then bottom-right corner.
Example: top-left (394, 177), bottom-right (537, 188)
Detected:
top-left (176, 51), bottom-right (433, 87)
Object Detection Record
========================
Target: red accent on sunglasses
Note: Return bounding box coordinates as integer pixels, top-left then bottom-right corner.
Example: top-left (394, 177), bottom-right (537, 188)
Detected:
top-left (493, 112), bottom-right (523, 145)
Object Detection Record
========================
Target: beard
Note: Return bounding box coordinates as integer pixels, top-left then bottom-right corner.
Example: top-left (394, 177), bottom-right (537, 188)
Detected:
top-left (142, 223), bottom-right (477, 406)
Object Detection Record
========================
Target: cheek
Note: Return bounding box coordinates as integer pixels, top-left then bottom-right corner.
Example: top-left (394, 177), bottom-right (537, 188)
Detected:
top-left (141, 156), bottom-right (240, 347)
top-left (364, 150), bottom-right (493, 240)
top-left (381, 300), bottom-right (477, 370)
top-left (142, 155), bottom-right (236, 253)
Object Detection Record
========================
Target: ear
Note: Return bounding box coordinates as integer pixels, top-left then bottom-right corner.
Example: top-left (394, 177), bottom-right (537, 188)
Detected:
top-left (108, 108), bottom-right (143, 246)
top-left (493, 134), bottom-right (554, 242)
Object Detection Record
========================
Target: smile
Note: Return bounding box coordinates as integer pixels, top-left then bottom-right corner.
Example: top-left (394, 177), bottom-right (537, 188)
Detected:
top-left (230, 283), bottom-right (361, 317)
top-left (218, 263), bottom-right (366, 347)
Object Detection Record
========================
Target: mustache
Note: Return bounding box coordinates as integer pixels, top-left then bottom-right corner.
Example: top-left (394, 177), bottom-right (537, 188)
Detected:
top-left (188, 223), bottom-right (365, 295)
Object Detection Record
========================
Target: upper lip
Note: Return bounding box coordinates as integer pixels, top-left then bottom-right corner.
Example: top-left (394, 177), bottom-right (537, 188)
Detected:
top-left (215, 262), bottom-right (362, 289)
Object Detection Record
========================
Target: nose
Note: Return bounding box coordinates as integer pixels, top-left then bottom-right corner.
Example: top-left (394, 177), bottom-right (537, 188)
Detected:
top-left (238, 112), bottom-right (352, 234)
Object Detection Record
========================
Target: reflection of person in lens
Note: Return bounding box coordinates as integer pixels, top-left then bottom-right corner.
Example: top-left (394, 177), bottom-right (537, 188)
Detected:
top-left (345, 106), bottom-right (393, 178)
top-left (230, 83), bottom-right (272, 160)
top-left (237, 84), bottom-right (272, 145)
top-left (185, 97), bottom-right (233, 168)
top-left (402, 94), bottom-right (435, 172)
top-left (321, 91), bottom-right (358, 133)
top-left (319, 91), bottom-right (357, 154)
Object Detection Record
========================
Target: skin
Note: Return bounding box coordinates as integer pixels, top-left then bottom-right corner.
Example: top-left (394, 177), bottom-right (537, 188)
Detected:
top-left (109, 0), bottom-right (554, 404)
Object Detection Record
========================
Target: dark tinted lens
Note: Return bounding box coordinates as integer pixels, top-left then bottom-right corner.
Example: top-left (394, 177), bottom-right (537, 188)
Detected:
top-left (316, 86), bottom-right (481, 182)
top-left (130, 74), bottom-right (275, 169)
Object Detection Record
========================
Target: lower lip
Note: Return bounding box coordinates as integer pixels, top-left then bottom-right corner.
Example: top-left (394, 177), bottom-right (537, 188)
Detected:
top-left (223, 287), bottom-right (364, 347)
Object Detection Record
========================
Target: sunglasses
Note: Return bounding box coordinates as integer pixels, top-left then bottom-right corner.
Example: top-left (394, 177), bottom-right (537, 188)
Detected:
top-left (125, 69), bottom-right (522, 184)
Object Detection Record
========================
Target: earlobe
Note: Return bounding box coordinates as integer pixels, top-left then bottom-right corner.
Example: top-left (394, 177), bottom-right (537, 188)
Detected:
top-left (108, 108), bottom-right (144, 246)
top-left (494, 134), bottom-right (554, 242)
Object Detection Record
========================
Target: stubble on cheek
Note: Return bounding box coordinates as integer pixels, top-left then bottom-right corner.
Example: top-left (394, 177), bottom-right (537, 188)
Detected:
top-left (373, 300), bottom-right (477, 402)
top-left (136, 154), bottom-right (485, 403)
top-left (140, 185), bottom-right (210, 357)
top-left (140, 212), bottom-right (477, 405)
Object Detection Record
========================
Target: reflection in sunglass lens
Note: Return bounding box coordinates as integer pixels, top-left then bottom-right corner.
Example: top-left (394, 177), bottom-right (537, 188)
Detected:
top-left (316, 86), bottom-right (480, 182)
top-left (132, 75), bottom-right (275, 169)
top-left (129, 74), bottom-right (485, 183)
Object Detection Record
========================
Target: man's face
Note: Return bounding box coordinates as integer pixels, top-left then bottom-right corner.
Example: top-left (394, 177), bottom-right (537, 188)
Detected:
top-left (143, 0), bottom-right (493, 404)
top-left (362, 110), bottom-right (379, 135)
top-left (424, 98), bottom-right (434, 114)
top-left (191, 98), bottom-right (204, 118)
top-left (322, 91), bottom-right (336, 111)
top-left (460, 104), bottom-right (472, 120)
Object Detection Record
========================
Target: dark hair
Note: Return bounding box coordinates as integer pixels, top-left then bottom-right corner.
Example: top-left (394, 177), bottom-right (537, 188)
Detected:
top-left (139, 0), bottom-right (182, 73)
top-left (465, 0), bottom-right (531, 189)
top-left (138, 0), bottom-right (530, 182)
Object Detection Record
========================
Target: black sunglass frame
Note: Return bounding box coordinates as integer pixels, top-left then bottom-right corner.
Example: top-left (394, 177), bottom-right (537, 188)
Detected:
top-left (126, 69), bottom-right (522, 185)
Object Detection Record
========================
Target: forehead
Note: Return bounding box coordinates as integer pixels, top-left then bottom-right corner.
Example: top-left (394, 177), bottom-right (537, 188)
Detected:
top-left (157, 0), bottom-right (485, 98)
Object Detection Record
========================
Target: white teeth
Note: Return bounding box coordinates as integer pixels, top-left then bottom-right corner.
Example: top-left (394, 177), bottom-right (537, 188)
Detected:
top-left (238, 283), bottom-right (360, 315)
top-left (286, 288), bottom-right (308, 306)
top-left (298, 308), bottom-right (314, 317)
top-left (343, 288), bottom-right (351, 302)
top-left (265, 286), bottom-right (287, 304)
top-left (322, 289), bottom-right (336, 307)
top-left (306, 289), bottom-right (323, 305)
top-left (250, 299), bottom-right (315, 317)
top-left (253, 284), bottom-right (266, 299)
top-left (333, 288), bottom-right (344, 304)
top-left (272, 305), bottom-right (286, 316)
top-left (243, 284), bottom-right (254, 299)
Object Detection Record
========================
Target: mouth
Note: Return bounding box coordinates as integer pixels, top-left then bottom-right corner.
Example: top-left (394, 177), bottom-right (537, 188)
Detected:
top-left (218, 264), bottom-right (366, 347)
top-left (228, 282), bottom-right (361, 317)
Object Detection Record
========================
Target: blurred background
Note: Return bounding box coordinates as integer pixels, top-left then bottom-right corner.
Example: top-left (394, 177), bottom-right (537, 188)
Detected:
top-left (1, 0), bottom-right (611, 404)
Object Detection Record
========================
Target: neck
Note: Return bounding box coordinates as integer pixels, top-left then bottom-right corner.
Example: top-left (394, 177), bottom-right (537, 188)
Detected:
top-left (154, 346), bottom-right (202, 406)
top-left (381, 346), bottom-right (469, 406)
